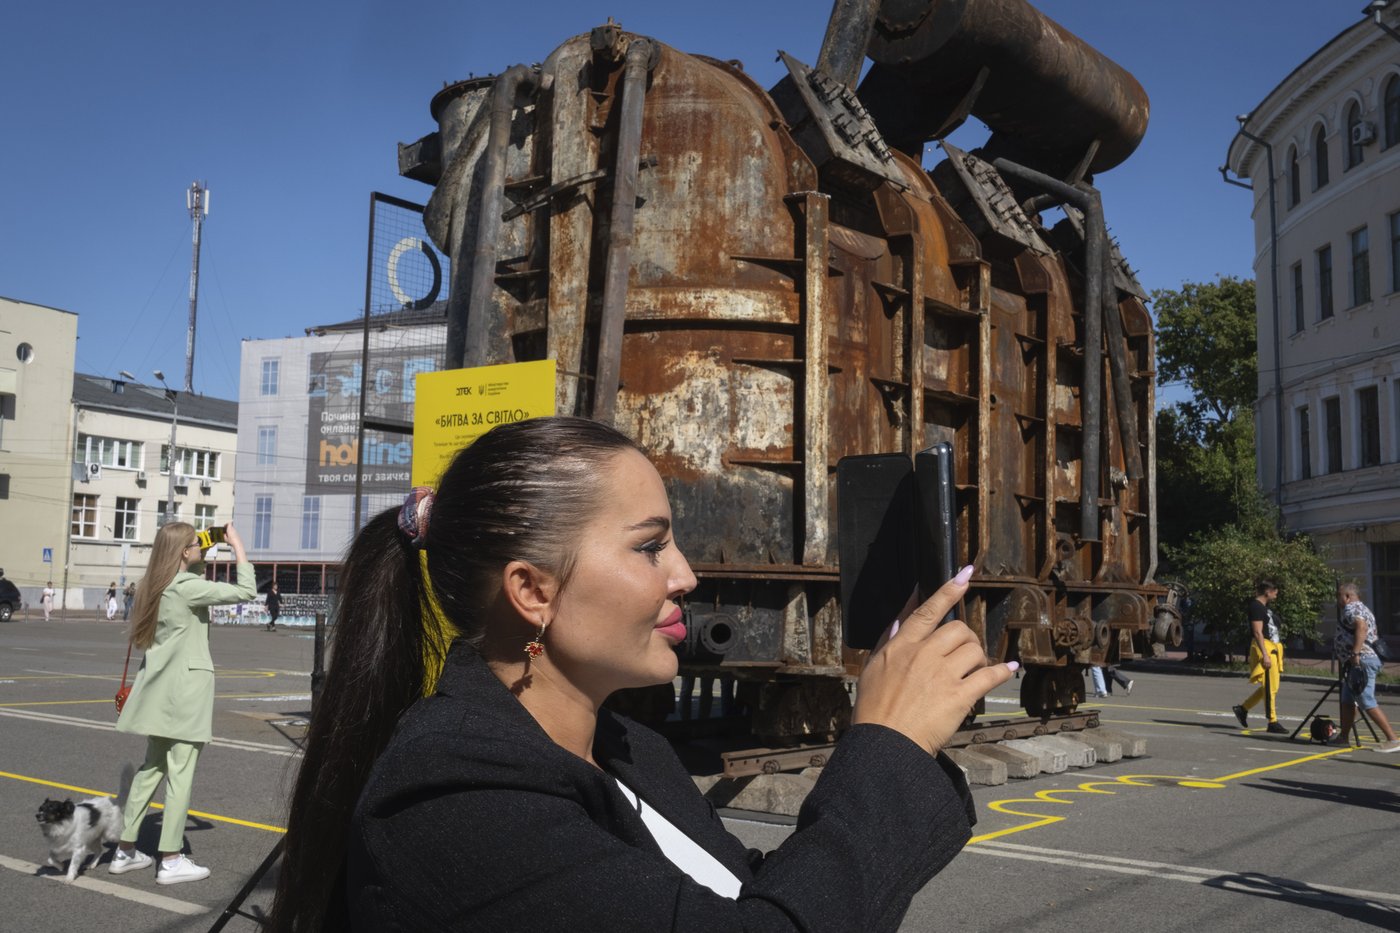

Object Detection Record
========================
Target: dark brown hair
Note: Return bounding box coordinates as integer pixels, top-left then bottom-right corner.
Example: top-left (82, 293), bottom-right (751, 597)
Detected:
top-left (270, 416), bottom-right (642, 932)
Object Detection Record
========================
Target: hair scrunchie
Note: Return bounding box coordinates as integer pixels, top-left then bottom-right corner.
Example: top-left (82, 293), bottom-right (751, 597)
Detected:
top-left (398, 486), bottom-right (435, 548)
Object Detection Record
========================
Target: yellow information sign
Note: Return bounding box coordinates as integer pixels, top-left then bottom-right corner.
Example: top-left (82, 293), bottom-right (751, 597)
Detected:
top-left (411, 359), bottom-right (557, 486)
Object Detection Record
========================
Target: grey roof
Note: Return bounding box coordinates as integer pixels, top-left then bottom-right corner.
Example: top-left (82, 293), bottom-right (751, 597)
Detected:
top-left (306, 301), bottom-right (448, 335)
top-left (72, 373), bottom-right (237, 430)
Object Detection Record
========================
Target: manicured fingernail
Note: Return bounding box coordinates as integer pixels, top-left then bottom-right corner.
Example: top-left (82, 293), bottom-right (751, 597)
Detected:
top-left (1005, 661), bottom-right (1020, 672)
top-left (890, 619), bottom-right (901, 637)
top-left (954, 564), bottom-right (974, 585)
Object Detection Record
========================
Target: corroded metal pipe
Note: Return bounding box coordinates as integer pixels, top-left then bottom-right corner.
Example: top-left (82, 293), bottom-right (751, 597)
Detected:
top-left (453, 64), bottom-right (534, 369)
top-left (860, 0), bottom-right (1149, 177)
top-left (1101, 249), bottom-right (1142, 480)
top-left (593, 39), bottom-right (653, 423)
top-left (816, 0), bottom-right (882, 88)
top-left (993, 157), bottom-right (1102, 542)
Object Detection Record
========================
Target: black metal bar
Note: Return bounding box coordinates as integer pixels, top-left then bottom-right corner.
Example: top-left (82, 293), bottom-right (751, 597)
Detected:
top-left (1101, 249), bottom-right (1142, 480)
top-left (205, 837), bottom-right (285, 933)
top-left (352, 193), bottom-right (377, 534)
top-left (815, 0), bottom-right (881, 88)
top-left (593, 40), bottom-right (652, 423)
top-left (312, 610), bottom-right (326, 720)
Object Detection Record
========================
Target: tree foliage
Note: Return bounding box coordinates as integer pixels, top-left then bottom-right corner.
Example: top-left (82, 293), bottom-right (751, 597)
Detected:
top-left (1164, 516), bottom-right (1333, 650)
top-left (1152, 276), bottom-right (1257, 440)
top-left (1156, 406), bottom-right (1258, 550)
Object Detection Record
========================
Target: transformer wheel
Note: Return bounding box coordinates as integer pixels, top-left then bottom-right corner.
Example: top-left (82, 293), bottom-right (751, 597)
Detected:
top-left (1020, 665), bottom-right (1084, 718)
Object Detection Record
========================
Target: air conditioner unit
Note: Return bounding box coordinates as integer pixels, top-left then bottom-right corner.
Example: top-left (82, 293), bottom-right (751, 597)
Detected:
top-left (174, 471), bottom-right (188, 487)
top-left (1351, 121), bottom-right (1376, 146)
top-left (136, 470), bottom-right (148, 483)
top-left (86, 461), bottom-right (102, 481)
top-left (199, 480), bottom-right (212, 493)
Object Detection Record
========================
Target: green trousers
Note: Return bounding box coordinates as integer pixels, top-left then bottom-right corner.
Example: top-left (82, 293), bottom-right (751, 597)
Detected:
top-left (120, 736), bottom-right (204, 854)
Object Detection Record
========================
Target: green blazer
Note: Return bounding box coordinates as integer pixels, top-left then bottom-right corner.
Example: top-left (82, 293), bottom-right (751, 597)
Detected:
top-left (117, 563), bottom-right (255, 743)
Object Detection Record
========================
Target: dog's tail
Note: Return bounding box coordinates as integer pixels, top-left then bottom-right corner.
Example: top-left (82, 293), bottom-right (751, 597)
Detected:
top-left (115, 762), bottom-right (136, 809)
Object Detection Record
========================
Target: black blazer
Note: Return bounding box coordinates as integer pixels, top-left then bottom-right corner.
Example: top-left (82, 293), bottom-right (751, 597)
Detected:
top-left (348, 641), bottom-right (976, 932)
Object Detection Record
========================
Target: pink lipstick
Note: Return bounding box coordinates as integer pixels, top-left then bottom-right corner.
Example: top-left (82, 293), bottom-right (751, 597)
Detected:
top-left (655, 607), bottom-right (686, 642)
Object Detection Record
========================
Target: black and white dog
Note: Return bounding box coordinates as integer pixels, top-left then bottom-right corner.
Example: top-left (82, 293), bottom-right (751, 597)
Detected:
top-left (35, 797), bottom-right (122, 882)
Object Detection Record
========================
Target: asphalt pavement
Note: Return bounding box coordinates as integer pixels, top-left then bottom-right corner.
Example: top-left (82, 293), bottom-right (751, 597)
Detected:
top-left (2, 617), bottom-right (1397, 932)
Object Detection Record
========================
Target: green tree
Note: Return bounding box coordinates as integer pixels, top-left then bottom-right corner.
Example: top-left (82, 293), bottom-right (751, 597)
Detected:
top-left (1152, 276), bottom-right (1257, 441)
top-left (1152, 277), bottom-right (1260, 554)
top-left (1165, 516), bottom-right (1333, 650)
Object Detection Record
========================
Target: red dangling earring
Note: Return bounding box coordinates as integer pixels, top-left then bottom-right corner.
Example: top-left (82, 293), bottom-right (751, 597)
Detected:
top-left (524, 622), bottom-right (546, 659)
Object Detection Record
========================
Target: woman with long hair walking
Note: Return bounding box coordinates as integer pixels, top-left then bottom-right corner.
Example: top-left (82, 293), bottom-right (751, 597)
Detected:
top-left (109, 522), bottom-right (254, 884)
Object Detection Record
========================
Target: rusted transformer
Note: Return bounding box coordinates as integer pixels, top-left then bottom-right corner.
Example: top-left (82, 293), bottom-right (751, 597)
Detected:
top-left (398, 0), bottom-right (1179, 735)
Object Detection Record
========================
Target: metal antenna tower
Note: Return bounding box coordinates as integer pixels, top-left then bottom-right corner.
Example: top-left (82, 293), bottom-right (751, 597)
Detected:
top-left (184, 181), bottom-right (210, 393)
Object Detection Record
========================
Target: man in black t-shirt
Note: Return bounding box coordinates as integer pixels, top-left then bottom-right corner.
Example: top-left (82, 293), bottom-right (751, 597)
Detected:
top-left (1232, 580), bottom-right (1285, 733)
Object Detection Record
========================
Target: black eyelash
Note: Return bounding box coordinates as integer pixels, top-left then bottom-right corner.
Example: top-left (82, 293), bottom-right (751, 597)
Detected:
top-left (637, 539), bottom-right (671, 563)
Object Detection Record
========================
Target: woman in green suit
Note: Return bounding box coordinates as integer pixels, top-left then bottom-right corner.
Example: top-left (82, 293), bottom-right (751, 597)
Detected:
top-left (109, 521), bottom-right (255, 885)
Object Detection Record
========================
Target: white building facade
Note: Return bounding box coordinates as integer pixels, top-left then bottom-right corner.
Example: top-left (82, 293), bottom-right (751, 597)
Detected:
top-left (233, 316), bottom-right (444, 597)
top-left (1226, 13), bottom-right (1400, 642)
top-left (68, 374), bottom-right (238, 607)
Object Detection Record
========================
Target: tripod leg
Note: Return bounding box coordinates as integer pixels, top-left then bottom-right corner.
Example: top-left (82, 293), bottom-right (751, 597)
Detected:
top-left (207, 836), bottom-right (285, 933)
top-left (1291, 676), bottom-right (1337, 741)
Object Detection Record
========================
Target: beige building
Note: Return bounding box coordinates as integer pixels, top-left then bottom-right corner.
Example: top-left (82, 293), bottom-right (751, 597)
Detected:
top-left (0, 296), bottom-right (78, 610)
top-left (67, 373), bottom-right (238, 608)
top-left (1225, 12), bottom-right (1400, 642)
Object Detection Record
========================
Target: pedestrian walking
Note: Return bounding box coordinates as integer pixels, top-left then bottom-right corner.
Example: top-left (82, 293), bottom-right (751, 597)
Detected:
top-left (109, 522), bottom-right (255, 884)
top-left (268, 416), bottom-right (1016, 933)
top-left (105, 581), bottom-right (118, 621)
top-left (264, 582), bottom-right (280, 632)
top-left (41, 582), bottom-right (55, 622)
top-left (1334, 582), bottom-right (1400, 752)
top-left (122, 582), bottom-right (135, 621)
top-left (1089, 664), bottom-right (1132, 697)
top-left (1232, 580), bottom-right (1286, 733)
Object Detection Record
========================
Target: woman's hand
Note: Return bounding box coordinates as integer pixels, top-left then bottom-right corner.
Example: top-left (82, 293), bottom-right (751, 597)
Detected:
top-left (222, 523), bottom-right (248, 563)
top-left (851, 566), bottom-right (1016, 757)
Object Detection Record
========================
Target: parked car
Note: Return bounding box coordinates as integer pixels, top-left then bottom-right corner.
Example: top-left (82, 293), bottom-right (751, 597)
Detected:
top-left (0, 577), bottom-right (21, 622)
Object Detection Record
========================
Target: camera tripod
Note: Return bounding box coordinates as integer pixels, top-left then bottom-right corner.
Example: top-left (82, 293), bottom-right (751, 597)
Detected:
top-left (1290, 662), bottom-right (1381, 746)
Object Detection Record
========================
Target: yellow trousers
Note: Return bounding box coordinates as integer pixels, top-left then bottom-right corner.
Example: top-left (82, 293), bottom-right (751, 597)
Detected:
top-left (120, 736), bottom-right (204, 854)
top-left (1241, 640), bottom-right (1284, 722)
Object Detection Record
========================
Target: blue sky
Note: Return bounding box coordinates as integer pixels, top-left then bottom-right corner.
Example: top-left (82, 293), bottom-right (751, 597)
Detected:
top-left (1, 1), bottom-right (1367, 404)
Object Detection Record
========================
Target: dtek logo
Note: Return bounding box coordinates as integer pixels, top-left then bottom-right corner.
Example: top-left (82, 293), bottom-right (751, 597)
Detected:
top-left (386, 237), bottom-right (442, 311)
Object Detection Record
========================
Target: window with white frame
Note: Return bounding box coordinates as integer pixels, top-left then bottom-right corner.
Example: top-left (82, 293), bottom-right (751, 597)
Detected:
top-left (72, 494), bottom-right (98, 538)
top-left (156, 500), bottom-right (181, 524)
top-left (1324, 396), bottom-right (1343, 474)
top-left (254, 495), bottom-right (273, 549)
top-left (1359, 386), bottom-right (1381, 468)
top-left (113, 497), bottom-right (139, 540)
top-left (1350, 226), bottom-right (1371, 307)
top-left (1345, 102), bottom-right (1364, 170)
top-left (77, 434), bottom-right (142, 470)
top-left (194, 503), bottom-right (217, 531)
top-left (1297, 406), bottom-right (1311, 480)
top-left (301, 496), bottom-right (321, 550)
top-left (161, 446), bottom-right (220, 481)
top-left (1291, 262), bottom-right (1304, 334)
top-left (1390, 211), bottom-right (1400, 294)
top-left (257, 425), bottom-right (277, 466)
top-left (261, 359), bottom-right (280, 396)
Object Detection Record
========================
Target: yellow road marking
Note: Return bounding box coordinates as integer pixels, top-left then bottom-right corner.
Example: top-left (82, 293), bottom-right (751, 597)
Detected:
top-left (0, 769), bottom-right (286, 833)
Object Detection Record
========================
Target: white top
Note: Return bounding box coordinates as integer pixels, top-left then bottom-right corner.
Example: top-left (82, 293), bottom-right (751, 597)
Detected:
top-left (612, 778), bottom-right (743, 899)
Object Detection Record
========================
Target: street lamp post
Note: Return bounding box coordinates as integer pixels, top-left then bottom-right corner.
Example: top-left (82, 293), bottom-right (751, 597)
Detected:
top-left (153, 370), bottom-right (180, 526)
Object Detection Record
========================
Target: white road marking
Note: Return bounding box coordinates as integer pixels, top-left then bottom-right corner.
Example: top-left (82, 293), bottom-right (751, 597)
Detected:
top-left (233, 694), bottom-right (311, 703)
top-left (0, 708), bottom-right (301, 758)
top-left (0, 853), bottom-right (207, 915)
top-left (968, 840), bottom-right (1400, 907)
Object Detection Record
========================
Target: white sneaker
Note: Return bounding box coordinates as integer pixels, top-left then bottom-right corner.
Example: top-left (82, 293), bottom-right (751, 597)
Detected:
top-left (156, 855), bottom-right (210, 885)
top-left (108, 848), bottom-right (153, 875)
top-left (1375, 739), bottom-right (1400, 754)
